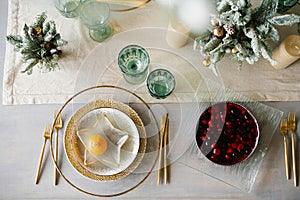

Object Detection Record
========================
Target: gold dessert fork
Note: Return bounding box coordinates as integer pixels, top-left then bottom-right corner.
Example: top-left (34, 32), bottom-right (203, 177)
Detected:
top-left (287, 112), bottom-right (298, 187)
top-left (35, 124), bottom-right (52, 184)
top-left (54, 111), bottom-right (63, 185)
top-left (280, 118), bottom-right (290, 180)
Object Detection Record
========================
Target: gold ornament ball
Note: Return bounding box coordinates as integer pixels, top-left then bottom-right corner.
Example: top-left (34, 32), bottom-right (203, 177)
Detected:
top-left (35, 27), bottom-right (42, 36)
top-left (213, 27), bottom-right (224, 38)
top-left (211, 19), bottom-right (219, 26)
top-left (231, 48), bottom-right (238, 54)
top-left (202, 58), bottom-right (211, 67)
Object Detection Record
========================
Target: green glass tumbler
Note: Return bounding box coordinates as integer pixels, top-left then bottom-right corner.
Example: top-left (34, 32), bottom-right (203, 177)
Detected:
top-left (147, 69), bottom-right (175, 99)
top-left (79, 0), bottom-right (114, 42)
top-left (53, 0), bottom-right (81, 18)
top-left (118, 45), bottom-right (150, 84)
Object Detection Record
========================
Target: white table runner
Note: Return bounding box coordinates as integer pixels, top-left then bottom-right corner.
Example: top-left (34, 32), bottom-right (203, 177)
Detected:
top-left (3, 0), bottom-right (169, 104)
top-left (3, 0), bottom-right (300, 105)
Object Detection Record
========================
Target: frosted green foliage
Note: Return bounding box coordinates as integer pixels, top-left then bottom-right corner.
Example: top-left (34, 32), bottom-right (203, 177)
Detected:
top-left (203, 37), bottom-right (222, 53)
top-left (33, 11), bottom-right (47, 28)
top-left (269, 14), bottom-right (300, 25)
top-left (6, 35), bottom-right (23, 51)
top-left (194, 0), bottom-right (300, 70)
top-left (6, 12), bottom-right (67, 75)
top-left (253, 0), bottom-right (278, 23)
top-left (260, 44), bottom-right (277, 66)
top-left (216, 0), bottom-right (252, 26)
top-left (277, 0), bottom-right (298, 13)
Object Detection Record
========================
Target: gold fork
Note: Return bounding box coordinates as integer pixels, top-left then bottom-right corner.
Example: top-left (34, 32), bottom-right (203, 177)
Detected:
top-left (280, 119), bottom-right (290, 180)
top-left (54, 111), bottom-right (63, 185)
top-left (35, 124), bottom-right (52, 184)
top-left (287, 112), bottom-right (298, 187)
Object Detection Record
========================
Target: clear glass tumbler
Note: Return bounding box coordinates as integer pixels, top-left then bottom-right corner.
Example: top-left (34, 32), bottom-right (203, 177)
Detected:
top-left (53, 0), bottom-right (81, 18)
top-left (79, 0), bottom-right (114, 42)
top-left (118, 45), bottom-right (150, 84)
top-left (147, 69), bottom-right (175, 99)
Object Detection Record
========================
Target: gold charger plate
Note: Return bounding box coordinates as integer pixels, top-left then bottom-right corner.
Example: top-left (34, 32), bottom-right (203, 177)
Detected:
top-left (110, 0), bottom-right (152, 12)
top-left (64, 99), bottom-right (147, 181)
top-left (50, 86), bottom-right (159, 197)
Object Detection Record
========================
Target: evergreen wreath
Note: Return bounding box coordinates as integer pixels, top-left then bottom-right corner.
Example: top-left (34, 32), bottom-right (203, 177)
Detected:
top-left (194, 0), bottom-right (300, 72)
top-left (6, 12), bottom-right (68, 75)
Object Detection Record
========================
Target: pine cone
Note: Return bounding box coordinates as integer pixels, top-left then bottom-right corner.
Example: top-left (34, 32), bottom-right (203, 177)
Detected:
top-left (223, 24), bottom-right (236, 35)
top-left (44, 42), bottom-right (54, 51)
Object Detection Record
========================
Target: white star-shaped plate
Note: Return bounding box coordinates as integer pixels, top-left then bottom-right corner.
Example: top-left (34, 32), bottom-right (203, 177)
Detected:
top-left (77, 113), bottom-right (130, 168)
top-left (64, 100), bottom-right (146, 181)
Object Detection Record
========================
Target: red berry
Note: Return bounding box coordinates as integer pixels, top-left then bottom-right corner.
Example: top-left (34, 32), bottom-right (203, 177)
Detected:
top-left (211, 154), bottom-right (217, 160)
top-left (225, 154), bottom-right (231, 160)
top-left (247, 141), bottom-right (254, 146)
top-left (248, 133), bottom-right (253, 138)
top-left (211, 143), bottom-right (217, 149)
top-left (200, 136), bottom-right (206, 141)
top-left (213, 148), bottom-right (221, 155)
top-left (237, 144), bottom-right (244, 151)
top-left (231, 143), bottom-right (237, 149)
top-left (227, 148), bottom-right (233, 153)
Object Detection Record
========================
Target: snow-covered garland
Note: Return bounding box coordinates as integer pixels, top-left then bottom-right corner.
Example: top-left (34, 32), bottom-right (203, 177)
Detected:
top-left (194, 0), bottom-right (300, 72)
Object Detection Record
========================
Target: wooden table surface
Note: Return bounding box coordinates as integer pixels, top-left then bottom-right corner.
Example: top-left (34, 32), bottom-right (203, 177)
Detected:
top-left (0, 1), bottom-right (299, 199)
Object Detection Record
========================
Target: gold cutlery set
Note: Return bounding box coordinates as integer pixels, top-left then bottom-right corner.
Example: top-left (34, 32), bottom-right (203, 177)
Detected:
top-left (157, 113), bottom-right (170, 185)
top-left (35, 111), bottom-right (62, 185)
top-left (280, 112), bottom-right (298, 187)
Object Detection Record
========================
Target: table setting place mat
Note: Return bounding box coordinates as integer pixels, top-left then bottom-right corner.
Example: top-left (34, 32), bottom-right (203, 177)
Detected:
top-left (3, 0), bottom-right (300, 105)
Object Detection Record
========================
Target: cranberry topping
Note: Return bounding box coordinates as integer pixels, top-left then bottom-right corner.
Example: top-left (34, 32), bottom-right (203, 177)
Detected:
top-left (195, 102), bottom-right (259, 165)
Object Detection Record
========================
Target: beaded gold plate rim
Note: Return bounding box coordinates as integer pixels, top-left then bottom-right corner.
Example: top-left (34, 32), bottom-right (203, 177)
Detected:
top-left (49, 85), bottom-right (159, 197)
top-left (110, 0), bottom-right (152, 12)
top-left (64, 99), bottom-right (147, 181)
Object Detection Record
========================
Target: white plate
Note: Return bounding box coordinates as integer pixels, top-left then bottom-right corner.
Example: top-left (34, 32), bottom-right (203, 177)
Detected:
top-left (64, 99), bottom-right (147, 181)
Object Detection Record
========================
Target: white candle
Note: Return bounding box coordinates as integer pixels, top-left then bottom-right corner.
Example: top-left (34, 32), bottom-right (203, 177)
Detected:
top-left (272, 35), bottom-right (300, 69)
top-left (165, 16), bottom-right (190, 48)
